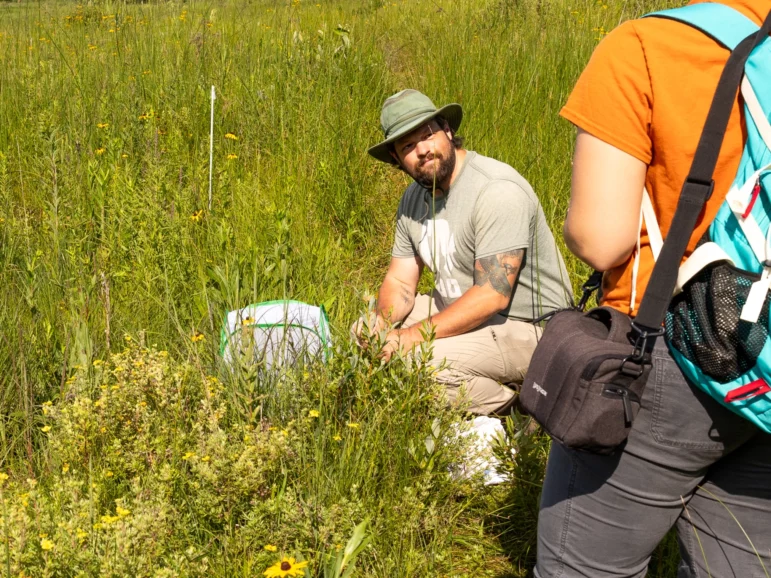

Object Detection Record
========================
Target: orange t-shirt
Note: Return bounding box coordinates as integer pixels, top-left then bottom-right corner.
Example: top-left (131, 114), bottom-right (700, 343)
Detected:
top-left (561, 0), bottom-right (770, 315)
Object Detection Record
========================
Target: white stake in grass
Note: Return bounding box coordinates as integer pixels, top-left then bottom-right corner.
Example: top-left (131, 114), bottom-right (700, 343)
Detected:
top-left (208, 85), bottom-right (216, 211)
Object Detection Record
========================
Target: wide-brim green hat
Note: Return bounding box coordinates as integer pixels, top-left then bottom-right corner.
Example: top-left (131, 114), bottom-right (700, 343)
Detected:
top-left (368, 89), bottom-right (463, 164)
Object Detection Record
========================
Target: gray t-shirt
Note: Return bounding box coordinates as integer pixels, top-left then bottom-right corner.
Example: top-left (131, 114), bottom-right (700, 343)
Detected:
top-left (392, 151), bottom-right (572, 321)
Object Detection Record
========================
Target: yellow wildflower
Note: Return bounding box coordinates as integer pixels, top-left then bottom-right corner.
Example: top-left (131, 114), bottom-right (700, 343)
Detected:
top-left (95, 148), bottom-right (105, 155)
top-left (121, 153), bottom-right (129, 158)
top-left (100, 514), bottom-right (119, 525)
top-left (264, 544), bottom-right (278, 552)
top-left (76, 528), bottom-right (88, 541)
top-left (62, 463), bottom-right (70, 473)
top-left (190, 209), bottom-right (204, 222)
top-left (308, 409), bottom-right (320, 418)
top-left (0, 472), bottom-right (8, 486)
top-left (346, 422), bottom-right (360, 429)
top-left (201, 455), bottom-right (211, 462)
top-left (116, 506), bottom-right (131, 517)
top-left (40, 538), bottom-right (54, 551)
top-left (93, 359), bottom-right (103, 367)
top-left (224, 133), bottom-right (238, 140)
top-left (88, 43), bottom-right (96, 50)
top-left (97, 122), bottom-right (109, 129)
top-left (227, 153), bottom-right (238, 160)
top-left (263, 557), bottom-right (308, 577)
top-left (105, 471), bottom-right (114, 478)
top-left (182, 452), bottom-right (196, 461)
top-left (191, 331), bottom-right (205, 342)
top-left (333, 434), bottom-right (342, 442)
top-left (41, 425), bottom-right (51, 433)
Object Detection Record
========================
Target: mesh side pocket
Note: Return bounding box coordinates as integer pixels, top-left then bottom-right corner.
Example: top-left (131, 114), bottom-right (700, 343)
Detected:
top-left (665, 264), bottom-right (771, 383)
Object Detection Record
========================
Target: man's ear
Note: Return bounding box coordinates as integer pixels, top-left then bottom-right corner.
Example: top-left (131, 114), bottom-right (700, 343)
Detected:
top-left (389, 149), bottom-right (401, 166)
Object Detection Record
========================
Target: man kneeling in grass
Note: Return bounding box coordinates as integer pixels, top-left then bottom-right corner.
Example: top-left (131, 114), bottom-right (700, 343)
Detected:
top-left (354, 89), bottom-right (572, 417)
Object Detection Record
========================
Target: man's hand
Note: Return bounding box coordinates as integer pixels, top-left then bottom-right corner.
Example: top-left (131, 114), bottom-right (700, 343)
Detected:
top-left (380, 325), bottom-right (424, 362)
top-left (350, 312), bottom-right (388, 346)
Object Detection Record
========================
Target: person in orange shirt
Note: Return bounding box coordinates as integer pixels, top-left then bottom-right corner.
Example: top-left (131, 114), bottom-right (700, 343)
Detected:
top-left (535, 1), bottom-right (771, 576)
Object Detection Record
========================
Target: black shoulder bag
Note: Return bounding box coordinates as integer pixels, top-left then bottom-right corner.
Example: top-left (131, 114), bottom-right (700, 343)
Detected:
top-left (520, 24), bottom-right (768, 454)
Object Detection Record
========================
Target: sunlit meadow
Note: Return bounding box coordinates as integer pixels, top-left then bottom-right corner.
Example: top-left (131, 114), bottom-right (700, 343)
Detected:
top-left (0, 0), bottom-right (680, 576)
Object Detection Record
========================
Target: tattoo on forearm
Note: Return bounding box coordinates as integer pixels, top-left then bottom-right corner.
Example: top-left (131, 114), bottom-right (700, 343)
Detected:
top-left (474, 249), bottom-right (524, 298)
top-left (399, 285), bottom-right (412, 305)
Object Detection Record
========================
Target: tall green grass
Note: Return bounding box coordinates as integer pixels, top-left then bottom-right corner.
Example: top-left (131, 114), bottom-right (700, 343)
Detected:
top-left (0, 0), bottom-right (681, 575)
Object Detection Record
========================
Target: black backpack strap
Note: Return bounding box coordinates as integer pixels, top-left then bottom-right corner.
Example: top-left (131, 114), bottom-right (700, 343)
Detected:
top-left (630, 11), bottom-right (771, 356)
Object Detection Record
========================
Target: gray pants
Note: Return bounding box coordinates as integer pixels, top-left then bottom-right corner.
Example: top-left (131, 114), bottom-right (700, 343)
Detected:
top-left (535, 341), bottom-right (771, 578)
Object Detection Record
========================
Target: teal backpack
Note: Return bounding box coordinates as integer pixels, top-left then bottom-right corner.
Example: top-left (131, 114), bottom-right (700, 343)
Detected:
top-left (634, 4), bottom-right (771, 432)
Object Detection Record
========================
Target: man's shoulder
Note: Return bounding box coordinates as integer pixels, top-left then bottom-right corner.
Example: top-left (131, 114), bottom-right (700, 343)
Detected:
top-left (466, 152), bottom-right (536, 198)
top-left (396, 181), bottom-right (426, 218)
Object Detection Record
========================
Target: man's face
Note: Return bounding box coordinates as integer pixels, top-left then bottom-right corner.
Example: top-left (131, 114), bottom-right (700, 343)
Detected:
top-left (392, 120), bottom-right (456, 190)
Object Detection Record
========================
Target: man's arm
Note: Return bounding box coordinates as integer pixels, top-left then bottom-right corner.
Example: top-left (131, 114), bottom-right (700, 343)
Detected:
top-left (377, 256), bottom-right (422, 324)
top-left (383, 249), bottom-right (524, 358)
top-left (352, 256), bottom-right (421, 341)
top-left (564, 129), bottom-right (646, 271)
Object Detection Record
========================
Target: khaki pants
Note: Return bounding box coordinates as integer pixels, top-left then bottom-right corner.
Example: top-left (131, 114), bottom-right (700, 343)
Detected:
top-left (404, 293), bottom-right (540, 416)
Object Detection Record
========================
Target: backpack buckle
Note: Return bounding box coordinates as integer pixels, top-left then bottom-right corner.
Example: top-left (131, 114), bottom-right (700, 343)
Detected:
top-left (620, 322), bottom-right (664, 376)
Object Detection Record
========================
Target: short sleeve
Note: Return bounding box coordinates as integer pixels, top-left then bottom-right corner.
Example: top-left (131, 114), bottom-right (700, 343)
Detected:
top-left (473, 181), bottom-right (533, 259)
top-left (560, 21), bottom-right (653, 164)
top-left (391, 191), bottom-right (418, 258)
top-left (391, 214), bottom-right (416, 258)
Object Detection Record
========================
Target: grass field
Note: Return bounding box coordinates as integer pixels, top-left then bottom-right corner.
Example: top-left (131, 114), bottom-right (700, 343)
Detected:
top-left (0, 0), bottom-right (682, 575)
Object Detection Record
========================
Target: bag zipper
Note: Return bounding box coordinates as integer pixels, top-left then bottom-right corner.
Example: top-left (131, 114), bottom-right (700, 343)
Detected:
top-left (602, 384), bottom-right (635, 426)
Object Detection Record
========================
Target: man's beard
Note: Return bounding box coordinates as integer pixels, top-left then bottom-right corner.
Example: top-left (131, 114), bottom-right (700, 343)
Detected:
top-left (412, 146), bottom-right (456, 191)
